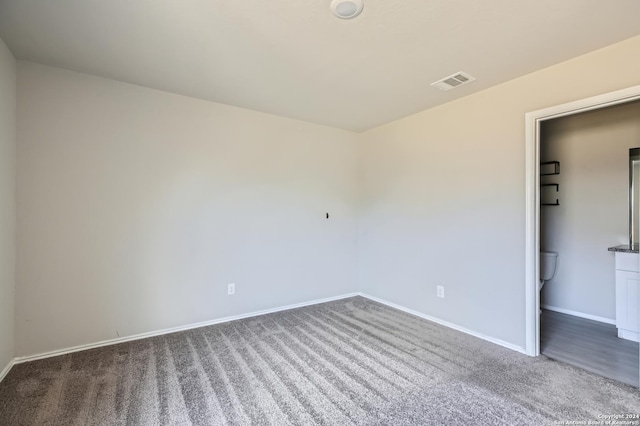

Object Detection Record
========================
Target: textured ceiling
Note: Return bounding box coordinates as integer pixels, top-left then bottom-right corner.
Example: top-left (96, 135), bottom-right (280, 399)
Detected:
top-left (1, 0), bottom-right (640, 132)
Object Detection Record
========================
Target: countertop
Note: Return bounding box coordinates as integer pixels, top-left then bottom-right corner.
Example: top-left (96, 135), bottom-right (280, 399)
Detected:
top-left (608, 244), bottom-right (640, 253)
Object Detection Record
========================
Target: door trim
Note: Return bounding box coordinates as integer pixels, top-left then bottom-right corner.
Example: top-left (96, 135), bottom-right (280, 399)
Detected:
top-left (525, 84), bottom-right (640, 356)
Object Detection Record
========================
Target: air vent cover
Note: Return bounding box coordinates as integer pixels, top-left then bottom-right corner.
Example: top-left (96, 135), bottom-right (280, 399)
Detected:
top-left (431, 72), bottom-right (476, 91)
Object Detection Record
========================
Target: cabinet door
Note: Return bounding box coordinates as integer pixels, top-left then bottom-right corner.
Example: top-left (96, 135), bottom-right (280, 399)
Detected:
top-left (616, 270), bottom-right (640, 336)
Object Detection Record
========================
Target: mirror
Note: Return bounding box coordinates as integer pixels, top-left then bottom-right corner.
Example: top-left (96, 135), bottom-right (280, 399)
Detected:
top-left (630, 148), bottom-right (640, 247)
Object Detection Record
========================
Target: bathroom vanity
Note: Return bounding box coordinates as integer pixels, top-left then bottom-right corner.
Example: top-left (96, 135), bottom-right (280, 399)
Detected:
top-left (609, 148), bottom-right (640, 342)
top-left (610, 246), bottom-right (640, 342)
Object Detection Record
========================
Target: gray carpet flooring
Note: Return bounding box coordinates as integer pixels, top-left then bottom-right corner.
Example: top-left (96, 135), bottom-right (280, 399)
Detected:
top-left (1, 296), bottom-right (639, 425)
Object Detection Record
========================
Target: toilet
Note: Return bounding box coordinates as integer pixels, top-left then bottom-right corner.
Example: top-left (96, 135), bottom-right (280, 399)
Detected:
top-left (539, 251), bottom-right (558, 291)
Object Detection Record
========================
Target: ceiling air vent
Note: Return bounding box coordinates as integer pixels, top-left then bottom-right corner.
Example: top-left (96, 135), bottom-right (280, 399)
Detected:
top-left (430, 72), bottom-right (476, 91)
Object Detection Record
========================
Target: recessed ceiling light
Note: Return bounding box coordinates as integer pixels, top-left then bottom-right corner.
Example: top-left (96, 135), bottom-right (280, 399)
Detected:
top-left (330, 0), bottom-right (364, 19)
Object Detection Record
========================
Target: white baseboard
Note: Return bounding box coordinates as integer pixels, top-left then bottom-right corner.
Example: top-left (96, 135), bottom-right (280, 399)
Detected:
top-left (359, 293), bottom-right (527, 355)
top-left (13, 292), bottom-right (360, 365)
top-left (541, 304), bottom-right (615, 325)
top-left (11, 291), bottom-right (529, 367)
top-left (0, 358), bottom-right (15, 383)
top-left (618, 328), bottom-right (640, 342)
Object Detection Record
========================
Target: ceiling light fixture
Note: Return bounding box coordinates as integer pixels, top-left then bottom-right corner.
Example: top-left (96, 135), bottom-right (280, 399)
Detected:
top-left (330, 0), bottom-right (364, 19)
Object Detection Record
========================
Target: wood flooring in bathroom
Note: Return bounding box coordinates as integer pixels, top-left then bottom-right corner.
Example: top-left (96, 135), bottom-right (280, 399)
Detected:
top-left (540, 310), bottom-right (639, 388)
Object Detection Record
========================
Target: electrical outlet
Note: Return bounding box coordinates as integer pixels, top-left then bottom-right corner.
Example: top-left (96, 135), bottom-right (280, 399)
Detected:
top-left (437, 285), bottom-right (445, 298)
top-left (227, 283), bottom-right (236, 295)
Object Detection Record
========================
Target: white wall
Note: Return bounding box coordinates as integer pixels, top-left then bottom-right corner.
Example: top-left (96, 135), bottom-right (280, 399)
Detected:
top-left (0, 37), bottom-right (16, 372)
top-left (13, 35), bottom-right (640, 358)
top-left (540, 101), bottom-right (640, 321)
top-left (16, 62), bottom-right (359, 357)
top-left (358, 35), bottom-right (640, 349)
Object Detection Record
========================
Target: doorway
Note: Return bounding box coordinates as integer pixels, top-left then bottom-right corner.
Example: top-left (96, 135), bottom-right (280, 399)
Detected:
top-left (524, 85), bottom-right (640, 364)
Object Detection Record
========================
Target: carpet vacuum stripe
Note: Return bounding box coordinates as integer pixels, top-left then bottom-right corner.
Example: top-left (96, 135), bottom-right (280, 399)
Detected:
top-left (1, 296), bottom-right (639, 425)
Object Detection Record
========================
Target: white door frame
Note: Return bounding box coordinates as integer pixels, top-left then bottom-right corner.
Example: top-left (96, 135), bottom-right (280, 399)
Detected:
top-left (524, 84), bottom-right (640, 356)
